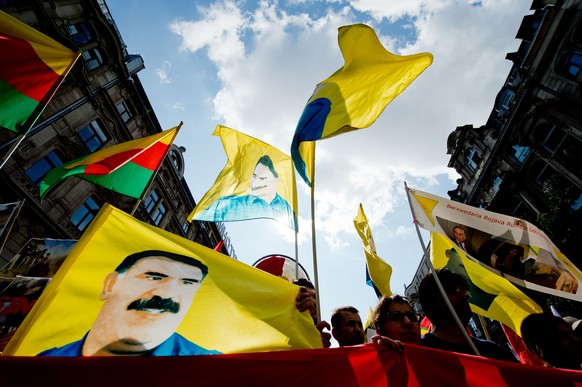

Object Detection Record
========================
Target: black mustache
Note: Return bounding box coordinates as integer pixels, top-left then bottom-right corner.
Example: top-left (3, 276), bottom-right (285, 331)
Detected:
top-left (127, 295), bottom-right (179, 314)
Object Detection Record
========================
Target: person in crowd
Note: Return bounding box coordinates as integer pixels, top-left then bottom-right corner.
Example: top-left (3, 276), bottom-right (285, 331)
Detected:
top-left (330, 306), bottom-right (365, 347)
top-left (371, 294), bottom-right (421, 352)
top-left (294, 278), bottom-right (331, 348)
top-left (521, 312), bottom-right (582, 370)
top-left (418, 268), bottom-right (517, 362)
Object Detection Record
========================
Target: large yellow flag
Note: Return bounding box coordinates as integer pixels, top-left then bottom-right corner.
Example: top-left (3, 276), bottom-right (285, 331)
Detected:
top-left (291, 24), bottom-right (433, 186)
top-left (189, 125), bottom-right (298, 230)
top-left (4, 204), bottom-right (320, 356)
top-left (431, 232), bottom-right (541, 335)
top-left (353, 204), bottom-right (392, 297)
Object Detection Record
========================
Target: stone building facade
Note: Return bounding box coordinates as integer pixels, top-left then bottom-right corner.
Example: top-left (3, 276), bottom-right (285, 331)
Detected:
top-left (0, 0), bottom-right (236, 264)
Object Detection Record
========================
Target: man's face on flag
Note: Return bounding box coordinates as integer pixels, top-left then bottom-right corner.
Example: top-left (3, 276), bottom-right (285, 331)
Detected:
top-left (96, 255), bottom-right (204, 353)
top-left (452, 227), bottom-right (466, 244)
top-left (249, 161), bottom-right (279, 203)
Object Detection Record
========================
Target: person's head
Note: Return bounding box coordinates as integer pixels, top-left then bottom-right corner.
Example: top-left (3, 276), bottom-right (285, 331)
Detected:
top-left (418, 269), bottom-right (472, 327)
top-left (492, 243), bottom-right (524, 273)
top-left (521, 313), bottom-right (582, 370)
top-left (87, 250), bottom-right (208, 355)
top-left (331, 306), bottom-right (364, 347)
top-left (373, 295), bottom-right (420, 344)
top-left (452, 226), bottom-right (466, 243)
top-left (249, 155), bottom-right (279, 203)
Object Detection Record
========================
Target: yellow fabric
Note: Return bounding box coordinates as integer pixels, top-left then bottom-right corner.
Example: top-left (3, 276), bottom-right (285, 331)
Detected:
top-left (0, 10), bottom-right (79, 75)
top-left (353, 204), bottom-right (392, 297)
top-left (188, 125), bottom-right (298, 229)
top-left (4, 204), bottom-right (321, 355)
top-left (297, 24), bottom-right (432, 185)
top-left (431, 233), bottom-right (541, 336)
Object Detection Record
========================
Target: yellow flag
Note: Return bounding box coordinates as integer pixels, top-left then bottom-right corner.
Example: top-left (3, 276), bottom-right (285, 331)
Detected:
top-left (431, 232), bottom-right (541, 335)
top-left (291, 24), bottom-right (433, 186)
top-left (189, 125), bottom-right (298, 230)
top-left (5, 204), bottom-right (320, 356)
top-left (353, 203), bottom-right (392, 297)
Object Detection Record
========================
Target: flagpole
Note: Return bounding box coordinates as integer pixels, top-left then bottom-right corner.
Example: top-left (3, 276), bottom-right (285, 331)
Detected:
top-left (130, 122), bottom-right (183, 216)
top-left (294, 229), bottom-right (299, 280)
top-left (404, 181), bottom-right (480, 356)
top-left (310, 148), bottom-right (321, 323)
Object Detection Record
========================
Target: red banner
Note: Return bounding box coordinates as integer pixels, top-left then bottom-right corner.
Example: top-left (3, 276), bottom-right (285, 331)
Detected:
top-left (2, 343), bottom-right (581, 386)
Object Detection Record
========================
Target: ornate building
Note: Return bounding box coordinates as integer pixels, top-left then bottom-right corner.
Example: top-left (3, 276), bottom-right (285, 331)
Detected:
top-left (406, 0), bottom-right (582, 339)
top-left (0, 0), bottom-right (236, 264)
top-left (446, 0), bottom-right (582, 265)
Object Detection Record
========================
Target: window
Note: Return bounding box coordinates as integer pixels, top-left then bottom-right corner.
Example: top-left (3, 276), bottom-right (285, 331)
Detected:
top-left (67, 23), bottom-right (92, 46)
top-left (465, 147), bottom-right (482, 171)
top-left (496, 89), bottom-right (515, 115)
top-left (79, 120), bottom-right (108, 152)
top-left (82, 48), bottom-right (104, 70)
top-left (511, 145), bottom-right (531, 165)
top-left (144, 189), bottom-right (166, 226)
top-left (144, 189), bottom-right (160, 213)
top-left (534, 124), bottom-right (564, 154)
top-left (25, 151), bottom-right (64, 186)
top-left (116, 101), bottom-right (132, 123)
top-left (182, 221), bottom-right (190, 234)
top-left (70, 196), bottom-right (100, 231)
top-left (558, 52), bottom-right (582, 79)
top-left (151, 203), bottom-right (166, 226)
top-left (530, 160), bottom-right (555, 187)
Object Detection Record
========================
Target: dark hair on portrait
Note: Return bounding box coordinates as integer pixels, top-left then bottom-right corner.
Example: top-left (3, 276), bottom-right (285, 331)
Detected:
top-left (331, 306), bottom-right (359, 329)
top-left (373, 294), bottom-right (413, 332)
top-left (115, 250), bottom-right (208, 280)
top-left (418, 268), bottom-right (467, 321)
top-left (256, 155), bottom-right (278, 178)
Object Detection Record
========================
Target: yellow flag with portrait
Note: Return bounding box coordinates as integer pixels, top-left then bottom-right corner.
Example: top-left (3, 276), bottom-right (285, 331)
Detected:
top-left (189, 125), bottom-right (298, 230)
top-left (4, 204), bottom-right (320, 356)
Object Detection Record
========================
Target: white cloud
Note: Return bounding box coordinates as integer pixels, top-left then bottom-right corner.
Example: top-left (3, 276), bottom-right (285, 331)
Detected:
top-left (154, 60), bottom-right (173, 84)
top-left (169, 0), bottom-right (528, 250)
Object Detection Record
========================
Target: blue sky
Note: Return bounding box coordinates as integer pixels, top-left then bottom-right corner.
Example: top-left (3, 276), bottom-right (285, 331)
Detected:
top-left (106, 0), bottom-right (532, 345)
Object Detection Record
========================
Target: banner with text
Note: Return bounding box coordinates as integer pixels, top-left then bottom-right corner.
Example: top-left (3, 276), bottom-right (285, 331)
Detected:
top-left (408, 187), bottom-right (582, 302)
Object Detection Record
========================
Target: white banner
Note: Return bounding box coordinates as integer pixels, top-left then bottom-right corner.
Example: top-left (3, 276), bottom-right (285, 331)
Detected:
top-left (407, 187), bottom-right (581, 301)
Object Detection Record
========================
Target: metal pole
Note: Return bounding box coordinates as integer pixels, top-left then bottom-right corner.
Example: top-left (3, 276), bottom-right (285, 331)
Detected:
top-left (404, 182), bottom-right (480, 356)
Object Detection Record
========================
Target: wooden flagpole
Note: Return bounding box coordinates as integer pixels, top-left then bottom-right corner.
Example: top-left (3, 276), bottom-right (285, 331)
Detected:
top-left (404, 181), bottom-right (480, 356)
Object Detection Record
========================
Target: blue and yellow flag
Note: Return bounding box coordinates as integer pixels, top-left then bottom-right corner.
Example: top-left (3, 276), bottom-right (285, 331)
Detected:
top-left (291, 24), bottom-right (433, 186)
top-left (353, 204), bottom-right (392, 297)
top-left (189, 125), bottom-right (298, 230)
top-left (4, 204), bottom-right (320, 356)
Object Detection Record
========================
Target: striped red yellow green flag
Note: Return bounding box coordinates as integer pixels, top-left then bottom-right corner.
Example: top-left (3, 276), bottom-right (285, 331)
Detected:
top-left (39, 124), bottom-right (181, 199)
top-left (0, 10), bottom-right (80, 133)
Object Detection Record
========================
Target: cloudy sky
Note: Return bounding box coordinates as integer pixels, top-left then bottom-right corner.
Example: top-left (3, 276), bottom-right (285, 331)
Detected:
top-left (107, 0), bottom-right (532, 345)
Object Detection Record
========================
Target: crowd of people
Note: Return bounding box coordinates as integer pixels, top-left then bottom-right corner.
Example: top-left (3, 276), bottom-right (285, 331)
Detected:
top-left (296, 267), bottom-right (582, 371)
